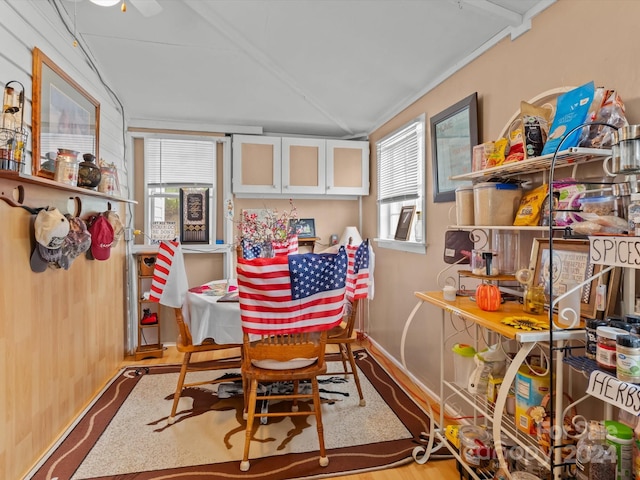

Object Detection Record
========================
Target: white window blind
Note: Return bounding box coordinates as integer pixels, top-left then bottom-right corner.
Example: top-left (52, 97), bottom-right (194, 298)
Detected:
top-left (377, 120), bottom-right (422, 204)
top-left (146, 138), bottom-right (216, 186)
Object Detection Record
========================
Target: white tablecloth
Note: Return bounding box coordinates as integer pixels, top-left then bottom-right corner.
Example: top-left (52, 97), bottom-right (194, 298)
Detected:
top-left (185, 281), bottom-right (243, 345)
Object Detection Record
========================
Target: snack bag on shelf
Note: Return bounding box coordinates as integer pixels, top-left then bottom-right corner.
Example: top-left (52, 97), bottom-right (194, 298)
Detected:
top-left (486, 138), bottom-right (508, 167)
top-left (541, 81), bottom-right (596, 156)
top-left (513, 184), bottom-right (548, 226)
top-left (553, 179), bottom-right (586, 226)
top-left (579, 89), bottom-right (628, 148)
top-left (473, 141), bottom-right (495, 171)
top-left (504, 125), bottom-right (524, 164)
top-left (521, 101), bottom-right (553, 158)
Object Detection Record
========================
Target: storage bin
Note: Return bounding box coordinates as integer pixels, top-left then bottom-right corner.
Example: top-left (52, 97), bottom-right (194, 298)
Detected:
top-left (473, 182), bottom-right (523, 226)
top-left (455, 186), bottom-right (475, 225)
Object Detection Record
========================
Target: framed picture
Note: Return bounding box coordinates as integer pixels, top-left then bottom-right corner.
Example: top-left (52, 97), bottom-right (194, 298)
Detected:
top-left (31, 47), bottom-right (100, 179)
top-left (290, 218), bottom-right (316, 238)
top-left (529, 238), bottom-right (611, 319)
top-left (430, 92), bottom-right (478, 203)
top-left (394, 206), bottom-right (415, 241)
top-left (180, 188), bottom-right (210, 244)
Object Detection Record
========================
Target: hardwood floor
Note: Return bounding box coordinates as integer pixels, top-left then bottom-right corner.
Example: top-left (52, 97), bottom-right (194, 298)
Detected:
top-left (121, 338), bottom-right (459, 480)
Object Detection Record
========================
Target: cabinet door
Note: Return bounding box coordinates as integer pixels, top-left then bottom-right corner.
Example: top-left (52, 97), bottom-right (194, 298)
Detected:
top-left (281, 137), bottom-right (326, 194)
top-left (232, 135), bottom-right (282, 194)
top-left (326, 140), bottom-right (369, 196)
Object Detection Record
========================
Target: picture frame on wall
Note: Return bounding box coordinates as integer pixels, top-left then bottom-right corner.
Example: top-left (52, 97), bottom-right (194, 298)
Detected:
top-left (394, 206), bottom-right (415, 241)
top-left (31, 47), bottom-right (100, 179)
top-left (430, 92), bottom-right (478, 203)
top-left (289, 218), bottom-right (316, 238)
top-left (180, 187), bottom-right (210, 244)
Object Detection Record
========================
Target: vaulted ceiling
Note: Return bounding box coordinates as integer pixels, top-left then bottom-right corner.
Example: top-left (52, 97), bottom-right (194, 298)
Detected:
top-left (52, 0), bottom-right (555, 138)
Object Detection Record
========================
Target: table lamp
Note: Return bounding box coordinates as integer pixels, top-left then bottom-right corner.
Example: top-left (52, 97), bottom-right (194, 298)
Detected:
top-left (339, 226), bottom-right (362, 246)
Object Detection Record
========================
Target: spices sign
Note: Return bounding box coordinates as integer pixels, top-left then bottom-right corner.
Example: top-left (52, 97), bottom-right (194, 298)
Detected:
top-left (586, 370), bottom-right (640, 415)
top-left (588, 236), bottom-right (640, 269)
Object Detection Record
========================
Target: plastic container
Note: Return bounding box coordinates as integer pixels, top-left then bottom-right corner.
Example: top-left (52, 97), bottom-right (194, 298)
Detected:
top-left (456, 186), bottom-right (475, 225)
top-left (452, 343), bottom-right (476, 387)
top-left (586, 319), bottom-right (609, 360)
top-left (605, 420), bottom-right (633, 480)
top-left (580, 195), bottom-right (618, 217)
top-left (458, 425), bottom-right (492, 468)
top-left (473, 182), bottom-right (523, 226)
top-left (617, 335), bottom-right (640, 383)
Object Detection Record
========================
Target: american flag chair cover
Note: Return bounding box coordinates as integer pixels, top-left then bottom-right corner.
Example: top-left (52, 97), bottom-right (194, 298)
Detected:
top-left (235, 246), bottom-right (348, 471)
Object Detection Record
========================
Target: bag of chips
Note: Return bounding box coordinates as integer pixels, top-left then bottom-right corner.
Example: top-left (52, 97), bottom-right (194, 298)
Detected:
top-left (513, 184), bottom-right (549, 226)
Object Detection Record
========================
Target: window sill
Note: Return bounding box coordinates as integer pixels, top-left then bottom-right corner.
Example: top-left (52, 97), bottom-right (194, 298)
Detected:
top-left (131, 244), bottom-right (232, 255)
top-left (375, 238), bottom-right (426, 254)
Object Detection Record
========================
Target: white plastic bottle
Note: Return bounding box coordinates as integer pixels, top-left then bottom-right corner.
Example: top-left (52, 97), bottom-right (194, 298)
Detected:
top-left (606, 420), bottom-right (634, 480)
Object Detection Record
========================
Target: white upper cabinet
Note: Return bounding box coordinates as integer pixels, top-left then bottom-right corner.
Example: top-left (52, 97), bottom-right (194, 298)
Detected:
top-left (233, 135), bottom-right (369, 197)
top-left (281, 137), bottom-right (326, 194)
top-left (326, 140), bottom-right (369, 196)
top-left (232, 135), bottom-right (282, 194)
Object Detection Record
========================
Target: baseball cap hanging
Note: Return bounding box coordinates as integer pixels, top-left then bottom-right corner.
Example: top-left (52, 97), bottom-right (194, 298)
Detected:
top-left (59, 216), bottom-right (92, 269)
top-left (87, 215), bottom-right (114, 261)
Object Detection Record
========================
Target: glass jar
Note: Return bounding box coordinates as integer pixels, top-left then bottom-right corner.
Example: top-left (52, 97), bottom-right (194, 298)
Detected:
top-left (414, 211), bottom-right (423, 242)
top-left (54, 149), bottom-right (79, 186)
top-left (597, 326), bottom-right (629, 371)
top-left (628, 193), bottom-right (640, 236)
top-left (576, 421), bottom-right (617, 480)
top-left (523, 285), bottom-right (545, 315)
top-left (98, 165), bottom-right (119, 195)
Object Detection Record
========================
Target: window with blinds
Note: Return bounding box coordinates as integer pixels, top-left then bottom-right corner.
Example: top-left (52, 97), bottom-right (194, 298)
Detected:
top-left (376, 116), bottom-right (424, 244)
top-left (144, 136), bottom-right (217, 245)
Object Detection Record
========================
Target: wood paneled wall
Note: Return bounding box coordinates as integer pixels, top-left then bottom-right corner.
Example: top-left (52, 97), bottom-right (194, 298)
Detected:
top-left (0, 178), bottom-right (127, 479)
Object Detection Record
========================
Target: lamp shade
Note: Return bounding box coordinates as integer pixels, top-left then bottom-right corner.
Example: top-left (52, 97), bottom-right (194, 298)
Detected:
top-left (339, 226), bottom-right (362, 246)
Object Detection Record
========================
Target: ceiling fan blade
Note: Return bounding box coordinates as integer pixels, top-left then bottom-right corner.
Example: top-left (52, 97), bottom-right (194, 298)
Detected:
top-left (129, 0), bottom-right (162, 17)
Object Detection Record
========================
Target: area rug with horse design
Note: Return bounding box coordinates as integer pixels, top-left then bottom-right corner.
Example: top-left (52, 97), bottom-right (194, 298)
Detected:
top-left (28, 350), bottom-right (431, 479)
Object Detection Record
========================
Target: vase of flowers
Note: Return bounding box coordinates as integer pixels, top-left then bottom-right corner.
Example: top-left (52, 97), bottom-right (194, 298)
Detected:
top-left (237, 200), bottom-right (298, 258)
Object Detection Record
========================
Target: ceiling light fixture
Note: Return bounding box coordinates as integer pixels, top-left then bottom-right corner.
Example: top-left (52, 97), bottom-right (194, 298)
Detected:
top-left (89, 0), bottom-right (120, 6)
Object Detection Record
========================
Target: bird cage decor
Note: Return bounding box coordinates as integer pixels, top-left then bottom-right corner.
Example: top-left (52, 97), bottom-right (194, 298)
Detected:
top-left (0, 80), bottom-right (28, 172)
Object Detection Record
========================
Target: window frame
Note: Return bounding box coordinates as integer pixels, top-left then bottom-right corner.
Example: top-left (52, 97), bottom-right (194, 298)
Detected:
top-left (375, 115), bottom-right (426, 253)
top-left (141, 133), bottom-right (218, 251)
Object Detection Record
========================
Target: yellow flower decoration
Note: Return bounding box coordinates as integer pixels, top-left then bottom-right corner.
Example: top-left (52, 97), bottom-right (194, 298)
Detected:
top-left (529, 405), bottom-right (547, 424)
top-left (501, 316), bottom-right (549, 331)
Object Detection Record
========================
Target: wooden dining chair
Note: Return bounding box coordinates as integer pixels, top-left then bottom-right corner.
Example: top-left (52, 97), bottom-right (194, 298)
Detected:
top-left (236, 247), bottom-right (348, 472)
top-left (325, 239), bottom-right (371, 407)
top-left (149, 241), bottom-right (242, 425)
top-left (326, 298), bottom-right (365, 406)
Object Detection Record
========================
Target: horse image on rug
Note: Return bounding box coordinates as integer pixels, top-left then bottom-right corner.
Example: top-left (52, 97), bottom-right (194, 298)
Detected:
top-left (148, 376), bottom-right (350, 451)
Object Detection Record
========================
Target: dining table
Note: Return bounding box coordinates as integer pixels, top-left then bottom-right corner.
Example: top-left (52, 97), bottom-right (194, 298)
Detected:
top-left (184, 279), bottom-right (244, 345)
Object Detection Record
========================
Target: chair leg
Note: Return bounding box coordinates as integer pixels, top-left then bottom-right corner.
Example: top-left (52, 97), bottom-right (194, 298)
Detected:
top-left (339, 344), bottom-right (349, 377)
top-left (240, 378), bottom-right (258, 472)
top-left (168, 352), bottom-right (191, 424)
top-left (292, 380), bottom-right (299, 412)
top-left (312, 377), bottom-right (329, 467)
top-left (345, 344), bottom-right (366, 407)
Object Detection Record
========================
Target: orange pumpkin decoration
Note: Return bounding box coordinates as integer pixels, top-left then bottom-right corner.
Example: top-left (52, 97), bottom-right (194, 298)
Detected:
top-left (476, 283), bottom-right (501, 311)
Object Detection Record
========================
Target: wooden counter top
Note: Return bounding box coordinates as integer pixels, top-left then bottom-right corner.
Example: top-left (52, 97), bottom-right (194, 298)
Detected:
top-left (414, 291), bottom-right (585, 343)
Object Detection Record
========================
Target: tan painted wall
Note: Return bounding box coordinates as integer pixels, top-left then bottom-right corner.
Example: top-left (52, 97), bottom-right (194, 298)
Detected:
top-left (365, 0), bottom-right (640, 392)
